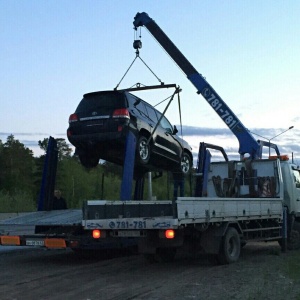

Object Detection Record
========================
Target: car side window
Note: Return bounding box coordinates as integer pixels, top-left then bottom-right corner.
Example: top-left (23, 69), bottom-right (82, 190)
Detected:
top-left (135, 101), bottom-right (148, 119)
top-left (145, 105), bottom-right (158, 123)
top-left (156, 111), bottom-right (173, 134)
top-left (127, 95), bottom-right (149, 118)
top-left (161, 116), bottom-right (173, 134)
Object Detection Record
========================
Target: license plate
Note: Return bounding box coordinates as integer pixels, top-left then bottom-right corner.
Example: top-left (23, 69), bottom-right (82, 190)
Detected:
top-left (116, 231), bottom-right (142, 237)
top-left (26, 239), bottom-right (45, 246)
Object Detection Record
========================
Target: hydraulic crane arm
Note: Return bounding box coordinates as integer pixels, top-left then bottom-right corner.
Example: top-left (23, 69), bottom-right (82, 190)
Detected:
top-left (133, 12), bottom-right (263, 158)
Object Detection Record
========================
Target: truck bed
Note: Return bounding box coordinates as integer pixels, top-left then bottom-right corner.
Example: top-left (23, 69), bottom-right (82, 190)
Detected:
top-left (83, 198), bottom-right (283, 230)
top-left (0, 209), bottom-right (82, 235)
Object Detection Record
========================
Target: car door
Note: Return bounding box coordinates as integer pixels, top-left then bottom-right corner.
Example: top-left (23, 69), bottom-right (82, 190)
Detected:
top-left (152, 109), bottom-right (181, 160)
top-left (126, 94), bottom-right (153, 133)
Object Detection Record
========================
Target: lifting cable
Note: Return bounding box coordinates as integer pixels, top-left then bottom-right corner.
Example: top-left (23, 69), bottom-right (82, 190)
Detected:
top-left (114, 29), bottom-right (163, 90)
top-left (147, 86), bottom-right (183, 144)
top-left (114, 28), bottom-right (185, 142)
top-left (177, 91), bottom-right (183, 139)
top-left (154, 89), bottom-right (184, 141)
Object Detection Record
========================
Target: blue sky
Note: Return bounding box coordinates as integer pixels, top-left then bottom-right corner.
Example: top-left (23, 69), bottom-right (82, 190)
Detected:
top-left (1, 1), bottom-right (300, 162)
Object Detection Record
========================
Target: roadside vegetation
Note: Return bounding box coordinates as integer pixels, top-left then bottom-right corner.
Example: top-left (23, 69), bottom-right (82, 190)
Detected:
top-left (0, 135), bottom-right (192, 213)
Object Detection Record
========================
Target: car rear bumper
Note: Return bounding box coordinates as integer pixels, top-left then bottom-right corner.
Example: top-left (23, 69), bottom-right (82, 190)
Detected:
top-left (68, 131), bottom-right (126, 148)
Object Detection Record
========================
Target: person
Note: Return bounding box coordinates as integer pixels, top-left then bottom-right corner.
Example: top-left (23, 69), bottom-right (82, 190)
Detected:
top-left (53, 189), bottom-right (67, 210)
top-left (172, 171), bottom-right (185, 200)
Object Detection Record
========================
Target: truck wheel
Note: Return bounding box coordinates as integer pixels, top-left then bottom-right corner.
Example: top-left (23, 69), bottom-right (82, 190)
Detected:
top-left (293, 220), bottom-right (300, 231)
top-left (157, 248), bottom-right (177, 263)
top-left (217, 227), bottom-right (241, 264)
top-left (143, 248), bottom-right (177, 263)
top-left (137, 136), bottom-right (150, 164)
top-left (287, 229), bottom-right (300, 250)
top-left (284, 220), bottom-right (300, 250)
top-left (143, 253), bottom-right (157, 264)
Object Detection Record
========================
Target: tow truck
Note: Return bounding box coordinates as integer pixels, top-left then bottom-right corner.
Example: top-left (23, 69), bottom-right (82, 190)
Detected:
top-left (1, 13), bottom-right (300, 264)
top-left (81, 12), bottom-right (300, 263)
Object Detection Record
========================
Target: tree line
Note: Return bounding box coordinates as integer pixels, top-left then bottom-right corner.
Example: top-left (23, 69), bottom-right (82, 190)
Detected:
top-left (0, 135), bottom-right (192, 213)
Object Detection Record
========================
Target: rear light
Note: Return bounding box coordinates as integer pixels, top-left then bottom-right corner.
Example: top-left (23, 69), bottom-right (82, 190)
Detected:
top-left (112, 108), bottom-right (130, 119)
top-left (67, 129), bottom-right (72, 137)
top-left (92, 230), bottom-right (101, 239)
top-left (45, 238), bottom-right (66, 248)
top-left (0, 236), bottom-right (20, 245)
top-left (69, 113), bottom-right (79, 123)
top-left (165, 230), bottom-right (175, 239)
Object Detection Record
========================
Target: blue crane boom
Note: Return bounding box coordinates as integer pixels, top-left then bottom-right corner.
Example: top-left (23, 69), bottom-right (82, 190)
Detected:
top-left (133, 12), bottom-right (279, 159)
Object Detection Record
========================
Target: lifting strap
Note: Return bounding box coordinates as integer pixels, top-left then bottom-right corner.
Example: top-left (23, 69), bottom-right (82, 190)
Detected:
top-left (147, 87), bottom-right (181, 144)
top-left (177, 91), bottom-right (183, 138)
top-left (114, 49), bottom-right (163, 90)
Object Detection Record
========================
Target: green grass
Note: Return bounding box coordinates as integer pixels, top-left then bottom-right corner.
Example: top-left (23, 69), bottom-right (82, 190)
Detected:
top-left (0, 190), bottom-right (36, 213)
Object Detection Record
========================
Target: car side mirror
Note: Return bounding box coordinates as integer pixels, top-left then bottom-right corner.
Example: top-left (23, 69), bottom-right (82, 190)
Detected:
top-left (173, 125), bottom-right (178, 135)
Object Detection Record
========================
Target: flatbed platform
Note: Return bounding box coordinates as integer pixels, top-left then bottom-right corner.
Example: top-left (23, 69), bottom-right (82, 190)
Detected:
top-left (0, 209), bottom-right (82, 235)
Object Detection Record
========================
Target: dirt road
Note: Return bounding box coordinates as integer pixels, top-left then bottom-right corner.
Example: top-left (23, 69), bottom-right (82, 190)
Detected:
top-left (1, 242), bottom-right (300, 300)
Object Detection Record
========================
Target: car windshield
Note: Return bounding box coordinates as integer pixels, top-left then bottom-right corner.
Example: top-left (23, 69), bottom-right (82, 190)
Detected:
top-left (75, 92), bottom-right (126, 112)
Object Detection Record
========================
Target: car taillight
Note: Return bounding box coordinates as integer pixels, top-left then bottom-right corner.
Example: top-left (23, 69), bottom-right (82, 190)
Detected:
top-left (112, 108), bottom-right (130, 119)
top-left (67, 129), bottom-right (72, 137)
top-left (69, 113), bottom-right (78, 123)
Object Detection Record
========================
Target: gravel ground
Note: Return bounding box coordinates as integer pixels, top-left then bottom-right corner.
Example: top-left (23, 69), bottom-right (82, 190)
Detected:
top-left (1, 241), bottom-right (300, 300)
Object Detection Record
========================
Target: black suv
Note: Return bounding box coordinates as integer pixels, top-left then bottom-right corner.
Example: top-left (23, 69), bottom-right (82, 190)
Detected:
top-left (67, 90), bottom-right (193, 174)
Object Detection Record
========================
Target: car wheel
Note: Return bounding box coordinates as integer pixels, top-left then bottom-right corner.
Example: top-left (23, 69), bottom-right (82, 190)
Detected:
top-left (79, 154), bottom-right (99, 168)
top-left (180, 152), bottom-right (192, 174)
top-left (137, 136), bottom-right (150, 164)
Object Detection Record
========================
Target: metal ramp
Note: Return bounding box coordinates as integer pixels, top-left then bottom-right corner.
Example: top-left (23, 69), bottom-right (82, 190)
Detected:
top-left (0, 209), bottom-right (82, 235)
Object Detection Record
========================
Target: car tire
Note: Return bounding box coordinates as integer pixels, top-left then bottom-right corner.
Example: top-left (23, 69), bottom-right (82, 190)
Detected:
top-left (137, 136), bottom-right (151, 164)
top-left (79, 153), bottom-right (99, 168)
top-left (180, 152), bottom-right (192, 174)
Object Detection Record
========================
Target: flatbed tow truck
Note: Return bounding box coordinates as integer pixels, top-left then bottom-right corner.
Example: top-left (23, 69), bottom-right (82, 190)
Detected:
top-left (1, 13), bottom-right (300, 264)
top-left (80, 13), bottom-right (300, 263)
top-left (0, 137), bottom-right (138, 252)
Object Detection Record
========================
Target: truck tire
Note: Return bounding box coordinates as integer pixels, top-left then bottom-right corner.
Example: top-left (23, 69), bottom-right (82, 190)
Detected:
top-left (283, 220), bottom-right (300, 250)
top-left (217, 227), bottom-right (241, 264)
top-left (143, 253), bottom-right (158, 264)
top-left (287, 229), bottom-right (300, 250)
top-left (157, 248), bottom-right (177, 262)
top-left (143, 248), bottom-right (177, 263)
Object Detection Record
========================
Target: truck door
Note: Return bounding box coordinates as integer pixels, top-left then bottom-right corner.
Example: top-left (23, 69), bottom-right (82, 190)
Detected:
top-left (292, 167), bottom-right (300, 213)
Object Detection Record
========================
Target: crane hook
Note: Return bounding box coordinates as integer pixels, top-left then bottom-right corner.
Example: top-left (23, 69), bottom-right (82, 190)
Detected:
top-left (133, 40), bottom-right (142, 50)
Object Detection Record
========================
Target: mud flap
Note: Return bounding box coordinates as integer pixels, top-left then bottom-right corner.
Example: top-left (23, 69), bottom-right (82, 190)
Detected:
top-left (199, 223), bottom-right (229, 254)
top-left (138, 230), bottom-right (184, 254)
